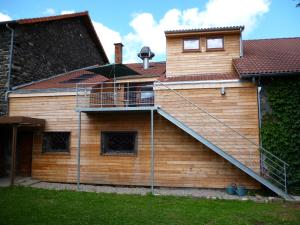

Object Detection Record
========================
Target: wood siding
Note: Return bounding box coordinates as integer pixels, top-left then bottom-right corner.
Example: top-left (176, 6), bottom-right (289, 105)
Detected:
top-left (9, 91), bottom-right (259, 189)
top-left (155, 83), bottom-right (260, 173)
top-left (166, 34), bottom-right (240, 77)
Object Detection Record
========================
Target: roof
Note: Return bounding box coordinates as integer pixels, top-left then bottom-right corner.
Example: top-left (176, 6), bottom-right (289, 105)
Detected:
top-left (0, 116), bottom-right (45, 127)
top-left (165, 26), bottom-right (244, 35)
top-left (16, 62), bottom-right (166, 91)
top-left (234, 37), bottom-right (300, 77)
top-left (0, 11), bottom-right (109, 64)
top-left (126, 62), bottom-right (166, 76)
top-left (20, 67), bottom-right (109, 90)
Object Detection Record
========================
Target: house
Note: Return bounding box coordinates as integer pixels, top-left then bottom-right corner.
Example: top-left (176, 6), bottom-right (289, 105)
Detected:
top-left (2, 26), bottom-right (299, 200)
top-left (0, 12), bottom-right (109, 178)
top-left (0, 11), bottom-right (109, 116)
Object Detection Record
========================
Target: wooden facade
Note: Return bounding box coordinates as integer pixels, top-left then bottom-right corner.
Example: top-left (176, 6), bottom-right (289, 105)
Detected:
top-left (8, 82), bottom-right (260, 189)
top-left (166, 33), bottom-right (241, 77)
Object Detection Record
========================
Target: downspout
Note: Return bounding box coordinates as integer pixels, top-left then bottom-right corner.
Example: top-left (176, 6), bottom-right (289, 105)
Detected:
top-left (257, 77), bottom-right (262, 146)
top-left (4, 24), bottom-right (15, 104)
top-left (239, 27), bottom-right (243, 58)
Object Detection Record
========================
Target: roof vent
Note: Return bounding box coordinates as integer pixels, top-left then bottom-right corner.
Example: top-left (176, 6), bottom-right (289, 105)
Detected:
top-left (137, 46), bottom-right (155, 70)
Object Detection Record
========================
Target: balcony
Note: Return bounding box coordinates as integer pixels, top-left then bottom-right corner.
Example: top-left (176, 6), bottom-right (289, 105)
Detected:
top-left (76, 82), bottom-right (156, 112)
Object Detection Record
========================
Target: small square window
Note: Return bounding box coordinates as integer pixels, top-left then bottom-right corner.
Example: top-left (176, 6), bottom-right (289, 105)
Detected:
top-left (183, 39), bottom-right (200, 51)
top-left (101, 131), bottom-right (137, 155)
top-left (206, 37), bottom-right (224, 50)
top-left (42, 132), bottom-right (70, 153)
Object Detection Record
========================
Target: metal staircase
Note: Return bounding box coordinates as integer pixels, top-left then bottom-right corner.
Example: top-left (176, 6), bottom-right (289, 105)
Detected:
top-left (154, 81), bottom-right (292, 200)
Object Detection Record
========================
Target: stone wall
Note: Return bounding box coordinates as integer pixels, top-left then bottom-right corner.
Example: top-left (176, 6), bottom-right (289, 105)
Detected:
top-left (0, 28), bottom-right (10, 116)
top-left (0, 17), bottom-right (107, 115)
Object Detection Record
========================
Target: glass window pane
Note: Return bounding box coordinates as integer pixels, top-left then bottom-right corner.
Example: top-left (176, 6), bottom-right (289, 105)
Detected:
top-left (183, 39), bottom-right (199, 50)
top-left (101, 132), bottom-right (137, 154)
top-left (42, 132), bottom-right (70, 152)
top-left (207, 38), bottom-right (223, 49)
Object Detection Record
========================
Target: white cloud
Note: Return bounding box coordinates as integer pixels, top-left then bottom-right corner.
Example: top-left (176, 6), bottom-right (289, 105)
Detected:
top-left (43, 8), bottom-right (56, 15)
top-left (61, 10), bottom-right (76, 15)
top-left (92, 21), bottom-right (122, 62)
top-left (0, 12), bottom-right (12, 22)
top-left (45, 0), bottom-right (271, 63)
top-left (120, 0), bottom-right (270, 62)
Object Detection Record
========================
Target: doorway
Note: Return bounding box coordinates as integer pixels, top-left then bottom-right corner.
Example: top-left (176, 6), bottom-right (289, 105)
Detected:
top-left (16, 131), bottom-right (33, 177)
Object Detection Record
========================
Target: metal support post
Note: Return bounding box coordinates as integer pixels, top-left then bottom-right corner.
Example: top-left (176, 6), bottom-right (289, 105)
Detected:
top-left (10, 124), bottom-right (18, 186)
top-left (150, 109), bottom-right (154, 194)
top-left (77, 111), bottom-right (81, 191)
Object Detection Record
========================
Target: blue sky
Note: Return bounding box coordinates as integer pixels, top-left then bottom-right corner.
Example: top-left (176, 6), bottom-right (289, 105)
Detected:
top-left (0, 0), bottom-right (299, 62)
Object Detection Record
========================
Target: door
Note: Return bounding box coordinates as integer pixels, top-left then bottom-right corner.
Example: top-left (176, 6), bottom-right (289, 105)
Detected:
top-left (16, 132), bottom-right (33, 176)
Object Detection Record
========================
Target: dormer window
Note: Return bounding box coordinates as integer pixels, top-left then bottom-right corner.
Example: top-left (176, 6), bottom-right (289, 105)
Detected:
top-left (183, 38), bottom-right (200, 51)
top-left (206, 37), bottom-right (224, 51)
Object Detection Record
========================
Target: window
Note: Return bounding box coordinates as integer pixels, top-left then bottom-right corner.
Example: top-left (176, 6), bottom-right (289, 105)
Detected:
top-left (101, 131), bottom-right (137, 155)
top-left (42, 132), bottom-right (70, 153)
top-left (140, 86), bottom-right (154, 105)
top-left (206, 37), bottom-right (224, 50)
top-left (183, 38), bottom-right (200, 51)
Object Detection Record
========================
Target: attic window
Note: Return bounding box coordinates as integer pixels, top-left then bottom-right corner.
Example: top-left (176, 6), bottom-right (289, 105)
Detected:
top-left (206, 37), bottom-right (224, 50)
top-left (183, 38), bottom-right (200, 51)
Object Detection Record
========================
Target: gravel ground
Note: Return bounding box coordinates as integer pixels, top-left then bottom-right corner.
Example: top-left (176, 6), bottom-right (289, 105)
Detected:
top-left (28, 180), bottom-right (281, 202)
top-left (0, 177), bottom-right (288, 202)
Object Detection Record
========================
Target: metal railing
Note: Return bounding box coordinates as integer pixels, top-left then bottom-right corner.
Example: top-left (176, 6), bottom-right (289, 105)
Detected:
top-left (76, 82), bottom-right (155, 108)
top-left (154, 80), bottom-right (288, 193)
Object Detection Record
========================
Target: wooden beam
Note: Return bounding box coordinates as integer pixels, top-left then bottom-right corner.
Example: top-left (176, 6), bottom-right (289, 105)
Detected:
top-left (10, 124), bottom-right (18, 186)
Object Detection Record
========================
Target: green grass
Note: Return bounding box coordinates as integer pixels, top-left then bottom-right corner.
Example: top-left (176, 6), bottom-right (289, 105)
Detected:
top-left (0, 187), bottom-right (299, 225)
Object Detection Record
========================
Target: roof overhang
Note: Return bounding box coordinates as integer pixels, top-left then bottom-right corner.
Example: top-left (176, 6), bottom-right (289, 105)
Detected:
top-left (165, 26), bottom-right (244, 37)
top-left (239, 71), bottom-right (300, 78)
top-left (0, 116), bottom-right (45, 128)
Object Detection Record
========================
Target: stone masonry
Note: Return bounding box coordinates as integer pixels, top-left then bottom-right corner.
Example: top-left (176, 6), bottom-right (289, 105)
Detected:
top-left (0, 16), bottom-right (108, 115)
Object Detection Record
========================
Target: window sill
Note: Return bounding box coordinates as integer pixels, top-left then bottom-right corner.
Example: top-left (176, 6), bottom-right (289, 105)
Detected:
top-left (42, 152), bottom-right (70, 155)
top-left (206, 48), bottom-right (224, 52)
top-left (101, 153), bottom-right (137, 157)
top-left (182, 49), bottom-right (201, 53)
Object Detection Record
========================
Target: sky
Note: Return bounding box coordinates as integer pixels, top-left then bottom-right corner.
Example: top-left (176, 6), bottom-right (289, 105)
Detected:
top-left (0, 0), bottom-right (299, 63)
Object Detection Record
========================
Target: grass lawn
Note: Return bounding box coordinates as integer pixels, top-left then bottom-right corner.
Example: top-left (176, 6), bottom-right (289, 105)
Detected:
top-left (0, 187), bottom-right (299, 225)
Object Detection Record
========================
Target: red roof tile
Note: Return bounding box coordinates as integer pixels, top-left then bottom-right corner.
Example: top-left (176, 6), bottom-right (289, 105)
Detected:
top-left (233, 38), bottom-right (300, 77)
top-left (20, 67), bottom-right (109, 90)
top-left (126, 62), bottom-right (166, 76)
top-left (17, 62), bottom-right (166, 91)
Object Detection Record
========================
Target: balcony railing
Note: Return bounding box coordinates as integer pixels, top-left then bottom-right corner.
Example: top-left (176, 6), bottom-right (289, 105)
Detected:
top-left (76, 82), bottom-right (155, 109)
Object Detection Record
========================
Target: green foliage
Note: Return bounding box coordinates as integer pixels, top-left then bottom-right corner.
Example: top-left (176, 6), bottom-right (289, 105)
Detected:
top-left (1, 186), bottom-right (300, 225)
top-left (261, 77), bottom-right (300, 193)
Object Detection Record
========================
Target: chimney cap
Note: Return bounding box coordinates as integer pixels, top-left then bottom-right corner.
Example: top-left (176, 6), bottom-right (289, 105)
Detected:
top-left (138, 46), bottom-right (155, 60)
top-left (114, 42), bottom-right (124, 46)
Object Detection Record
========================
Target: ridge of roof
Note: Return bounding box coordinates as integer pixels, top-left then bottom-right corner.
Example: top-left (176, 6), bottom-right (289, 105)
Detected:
top-left (17, 11), bottom-right (89, 24)
top-left (165, 26), bottom-right (244, 34)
